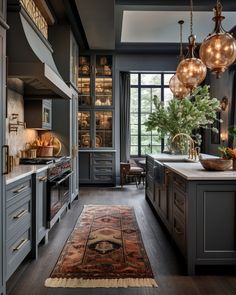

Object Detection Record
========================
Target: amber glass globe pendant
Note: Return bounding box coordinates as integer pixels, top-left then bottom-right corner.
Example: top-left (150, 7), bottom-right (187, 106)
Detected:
top-left (176, 0), bottom-right (207, 90)
top-left (200, 0), bottom-right (236, 78)
top-left (169, 20), bottom-right (190, 99)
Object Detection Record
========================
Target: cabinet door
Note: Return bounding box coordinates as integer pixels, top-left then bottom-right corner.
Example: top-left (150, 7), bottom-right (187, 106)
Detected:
top-left (78, 55), bottom-right (91, 106)
top-left (95, 55), bottom-right (112, 107)
top-left (36, 171), bottom-right (47, 244)
top-left (79, 153), bottom-right (92, 183)
top-left (0, 23), bottom-right (6, 295)
top-left (71, 94), bottom-right (79, 200)
top-left (95, 110), bottom-right (113, 148)
top-left (70, 33), bottom-right (78, 87)
top-left (42, 100), bottom-right (52, 130)
top-left (196, 184), bottom-right (236, 260)
top-left (78, 111), bottom-right (91, 148)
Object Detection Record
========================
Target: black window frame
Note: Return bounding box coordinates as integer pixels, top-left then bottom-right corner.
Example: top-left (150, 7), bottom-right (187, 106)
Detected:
top-left (130, 72), bottom-right (174, 157)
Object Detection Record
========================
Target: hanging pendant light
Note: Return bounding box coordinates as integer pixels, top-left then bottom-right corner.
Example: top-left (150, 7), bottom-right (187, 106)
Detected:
top-left (176, 0), bottom-right (207, 90)
top-left (169, 20), bottom-right (190, 99)
top-left (199, 0), bottom-right (236, 78)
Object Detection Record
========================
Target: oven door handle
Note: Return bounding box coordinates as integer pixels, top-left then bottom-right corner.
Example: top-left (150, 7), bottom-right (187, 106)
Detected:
top-left (56, 171), bottom-right (73, 185)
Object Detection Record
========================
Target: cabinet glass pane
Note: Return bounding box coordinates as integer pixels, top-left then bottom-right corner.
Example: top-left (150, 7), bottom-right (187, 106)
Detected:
top-left (95, 111), bottom-right (112, 147)
top-left (78, 56), bottom-right (91, 106)
top-left (96, 55), bottom-right (112, 76)
top-left (78, 111), bottom-right (91, 148)
top-left (95, 77), bottom-right (112, 106)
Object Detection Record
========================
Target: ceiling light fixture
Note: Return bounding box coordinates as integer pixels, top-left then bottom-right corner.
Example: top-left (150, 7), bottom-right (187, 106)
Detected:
top-left (176, 0), bottom-right (207, 90)
top-left (169, 20), bottom-right (190, 99)
top-left (199, 0), bottom-right (236, 78)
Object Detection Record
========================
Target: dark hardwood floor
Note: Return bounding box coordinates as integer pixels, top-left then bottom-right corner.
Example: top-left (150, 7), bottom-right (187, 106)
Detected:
top-left (7, 186), bottom-right (236, 295)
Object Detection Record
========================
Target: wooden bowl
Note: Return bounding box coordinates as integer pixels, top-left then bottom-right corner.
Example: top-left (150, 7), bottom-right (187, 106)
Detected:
top-left (200, 158), bottom-right (232, 171)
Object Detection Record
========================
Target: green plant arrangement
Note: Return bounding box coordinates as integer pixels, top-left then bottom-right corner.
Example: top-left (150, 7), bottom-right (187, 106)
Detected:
top-left (144, 85), bottom-right (221, 154)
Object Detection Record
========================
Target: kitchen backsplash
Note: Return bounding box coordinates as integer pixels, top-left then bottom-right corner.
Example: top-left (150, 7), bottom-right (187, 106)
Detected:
top-left (6, 81), bottom-right (38, 157)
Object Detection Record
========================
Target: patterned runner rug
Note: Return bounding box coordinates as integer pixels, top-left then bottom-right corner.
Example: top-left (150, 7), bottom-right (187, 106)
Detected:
top-left (45, 205), bottom-right (157, 288)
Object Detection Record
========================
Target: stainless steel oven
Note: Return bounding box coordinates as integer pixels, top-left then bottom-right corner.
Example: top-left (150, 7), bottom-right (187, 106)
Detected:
top-left (46, 158), bottom-right (73, 228)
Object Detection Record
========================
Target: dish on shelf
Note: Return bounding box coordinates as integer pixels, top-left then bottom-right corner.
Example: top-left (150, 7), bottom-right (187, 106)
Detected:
top-left (199, 158), bottom-right (232, 171)
top-left (96, 135), bottom-right (103, 147)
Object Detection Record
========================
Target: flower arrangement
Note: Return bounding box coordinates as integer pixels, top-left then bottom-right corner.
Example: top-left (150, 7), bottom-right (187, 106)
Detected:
top-left (144, 85), bottom-right (221, 154)
top-left (219, 126), bottom-right (236, 160)
top-left (219, 147), bottom-right (236, 159)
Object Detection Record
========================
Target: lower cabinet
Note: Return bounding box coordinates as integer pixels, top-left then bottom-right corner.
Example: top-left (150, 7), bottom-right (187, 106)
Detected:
top-left (196, 184), bottom-right (236, 261)
top-left (32, 170), bottom-right (48, 259)
top-left (146, 160), bottom-right (236, 274)
top-left (6, 175), bottom-right (32, 280)
top-left (79, 152), bottom-right (115, 185)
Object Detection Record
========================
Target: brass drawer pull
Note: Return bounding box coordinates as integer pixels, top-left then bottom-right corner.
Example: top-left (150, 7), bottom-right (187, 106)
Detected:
top-left (13, 209), bottom-right (28, 219)
top-left (38, 176), bottom-right (47, 182)
top-left (13, 239), bottom-right (28, 252)
top-left (13, 185), bottom-right (28, 194)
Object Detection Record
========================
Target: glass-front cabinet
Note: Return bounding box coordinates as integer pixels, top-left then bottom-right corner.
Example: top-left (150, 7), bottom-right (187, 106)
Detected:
top-left (78, 53), bottom-right (114, 149)
top-left (78, 53), bottom-right (115, 185)
top-left (78, 55), bottom-right (91, 106)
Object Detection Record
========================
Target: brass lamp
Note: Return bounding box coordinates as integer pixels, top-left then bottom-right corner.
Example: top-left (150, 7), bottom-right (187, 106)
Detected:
top-left (169, 20), bottom-right (190, 99)
top-left (199, 0), bottom-right (236, 78)
top-left (176, 0), bottom-right (207, 90)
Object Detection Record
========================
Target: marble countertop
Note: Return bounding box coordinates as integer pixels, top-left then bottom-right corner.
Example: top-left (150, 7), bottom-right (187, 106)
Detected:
top-left (6, 165), bottom-right (49, 185)
top-left (164, 162), bottom-right (236, 180)
top-left (147, 153), bottom-right (217, 162)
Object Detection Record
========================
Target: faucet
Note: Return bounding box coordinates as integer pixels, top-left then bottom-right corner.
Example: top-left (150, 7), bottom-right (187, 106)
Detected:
top-left (171, 133), bottom-right (200, 160)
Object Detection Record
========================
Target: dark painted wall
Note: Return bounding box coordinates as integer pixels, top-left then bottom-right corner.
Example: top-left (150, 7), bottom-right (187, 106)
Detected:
top-left (204, 68), bottom-right (235, 155)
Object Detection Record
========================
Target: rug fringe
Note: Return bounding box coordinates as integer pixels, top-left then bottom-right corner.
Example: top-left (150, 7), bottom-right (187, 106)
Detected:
top-left (45, 277), bottom-right (158, 288)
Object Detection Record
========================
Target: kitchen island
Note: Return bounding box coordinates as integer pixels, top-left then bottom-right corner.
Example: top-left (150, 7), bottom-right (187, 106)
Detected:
top-left (146, 154), bottom-right (236, 275)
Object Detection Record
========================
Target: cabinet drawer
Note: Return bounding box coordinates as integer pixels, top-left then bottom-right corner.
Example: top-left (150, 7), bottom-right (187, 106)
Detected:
top-left (6, 228), bottom-right (31, 280)
top-left (6, 178), bottom-right (31, 205)
top-left (93, 159), bottom-right (113, 166)
top-left (173, 187), bottom-right (185, 217)
top-left (93, 153), bottom-right (114, 159)
top-left (173, 174), bottom-right (186, 193)
top-left (6, 196), bottom-right (31, 241)
top-left (94, 166), bottom-right (113, 173)
top-left (173, 213), bottom-right (186, 256)
top-left (94, 174), bottom-right (113, 181)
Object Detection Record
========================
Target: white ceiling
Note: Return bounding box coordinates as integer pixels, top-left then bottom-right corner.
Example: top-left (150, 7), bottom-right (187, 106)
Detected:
top-left (121, 10), bottom-right (236, 43)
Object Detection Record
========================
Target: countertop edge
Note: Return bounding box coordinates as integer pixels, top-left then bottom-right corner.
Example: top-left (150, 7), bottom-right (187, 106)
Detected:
top-left (6, 165), bottom-right (49, 185)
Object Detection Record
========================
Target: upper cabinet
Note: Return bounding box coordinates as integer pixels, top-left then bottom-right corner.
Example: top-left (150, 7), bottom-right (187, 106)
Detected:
top-left (78, 54), bottom-right (113, 107)
top-left (48, 25), bottom-right (78, 89)
top-left (24, 99), bottom-right (52, 130)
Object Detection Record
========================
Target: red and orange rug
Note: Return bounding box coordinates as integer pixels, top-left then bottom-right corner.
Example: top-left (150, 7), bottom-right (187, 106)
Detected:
top-left (45, 205), bottom-right (157, 288)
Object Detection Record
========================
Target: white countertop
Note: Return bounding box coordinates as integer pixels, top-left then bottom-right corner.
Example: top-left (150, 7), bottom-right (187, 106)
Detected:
top-left (164, 162), bottom-right (236, 180)
top-left (6, 165), bottom-right (48, 185)
top-left (148, 153), bottom-right (217, 162)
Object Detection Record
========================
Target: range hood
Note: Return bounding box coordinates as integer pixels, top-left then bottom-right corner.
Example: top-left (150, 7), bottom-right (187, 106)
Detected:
top-left (7, 6), bottom-right (72, 99)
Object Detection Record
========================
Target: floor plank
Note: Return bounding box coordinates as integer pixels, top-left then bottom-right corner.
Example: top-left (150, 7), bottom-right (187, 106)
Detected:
top-left (7, 186), bottom-right (236, 295)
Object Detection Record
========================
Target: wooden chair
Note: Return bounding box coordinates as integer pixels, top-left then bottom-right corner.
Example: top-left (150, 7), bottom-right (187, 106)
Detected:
top-left (120, 162), bottom-right (144, 187)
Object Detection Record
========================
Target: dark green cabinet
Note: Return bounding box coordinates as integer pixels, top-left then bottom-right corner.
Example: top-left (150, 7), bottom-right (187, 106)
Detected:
top-left (145, 156), bottom-right (155, 203)
top-left (24, 99), bottom-right (52, 130)
top-left (79, 152), bottom-right (115, 185)
top-left (1, 4), bottom-right (7, 293)
top-left (146, 155), bottom-right (236, 274)
top-left (196, 184), bottom-right (236, 261)
top-left (6, 176), bottom-right (32, 280)
top-left (78, 53), bottom-right (115, 185)
top-left (32, 170), bottom-right (48, 259)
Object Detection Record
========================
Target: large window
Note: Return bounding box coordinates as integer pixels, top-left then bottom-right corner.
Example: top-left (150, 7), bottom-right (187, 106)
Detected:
top-left (130, 73), bottom-right (174, 157)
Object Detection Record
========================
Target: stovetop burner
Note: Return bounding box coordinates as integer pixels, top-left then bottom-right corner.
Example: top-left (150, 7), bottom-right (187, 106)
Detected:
top-left (20, 156), bottom-right (65, 165)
